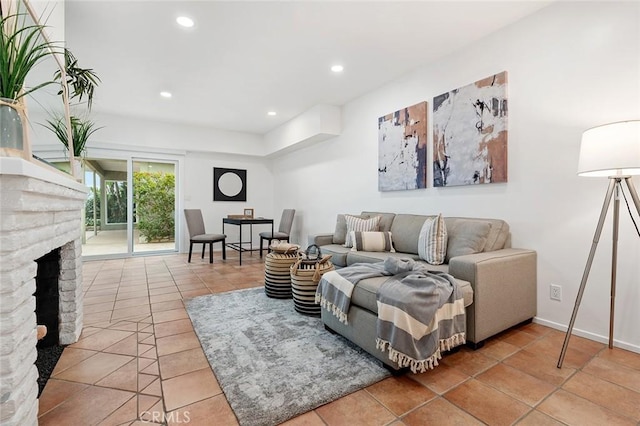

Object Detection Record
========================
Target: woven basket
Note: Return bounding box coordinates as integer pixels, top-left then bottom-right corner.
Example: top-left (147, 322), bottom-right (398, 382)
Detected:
top-left (270, 242), bottom-right (300, 254)
top-left (264, 246), bottom-right (299, 299)
top-left (290, 247), bottom-right (334, 316)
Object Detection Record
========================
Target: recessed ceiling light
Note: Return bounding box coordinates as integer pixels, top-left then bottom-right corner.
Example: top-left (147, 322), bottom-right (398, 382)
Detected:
top-left (267, 111), bottom-right (277, 116)
top-left (176, 16), bottom-right (194, 28)
top-left (331, 65), bottom-right (344, 73)
top-left (160, 91), bottom-right (172, 98)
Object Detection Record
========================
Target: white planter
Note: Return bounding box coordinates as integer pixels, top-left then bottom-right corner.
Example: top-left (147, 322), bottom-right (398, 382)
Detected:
top-left (71, 158), bottom-right (83, 181)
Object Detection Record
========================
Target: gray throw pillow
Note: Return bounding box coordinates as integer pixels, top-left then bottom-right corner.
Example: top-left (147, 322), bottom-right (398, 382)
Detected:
top-left (446, 221), bottom-right (491, 261)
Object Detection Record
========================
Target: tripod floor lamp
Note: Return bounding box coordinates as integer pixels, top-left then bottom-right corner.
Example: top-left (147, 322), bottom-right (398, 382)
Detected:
top-left (558, 120), bottom-right (640, 368)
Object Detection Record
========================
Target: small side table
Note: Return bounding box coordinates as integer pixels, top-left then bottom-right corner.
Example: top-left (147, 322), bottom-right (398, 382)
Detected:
top-left (222, 217), bottom-right (274, 265)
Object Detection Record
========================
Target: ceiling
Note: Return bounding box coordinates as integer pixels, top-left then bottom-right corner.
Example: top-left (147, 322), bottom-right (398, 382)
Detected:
top-left (65, 1), bottom-right (551, 136)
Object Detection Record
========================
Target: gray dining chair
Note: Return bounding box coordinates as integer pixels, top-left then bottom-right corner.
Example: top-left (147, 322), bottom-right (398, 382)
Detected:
top-left (184, 209), bottom-right (226, 263)
top-left (259, 209), bottom-right (296, 257)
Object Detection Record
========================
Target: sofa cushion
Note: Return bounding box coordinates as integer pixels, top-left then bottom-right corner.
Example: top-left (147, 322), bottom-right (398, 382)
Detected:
top-left (418, 214), bottom-right (447, 265)
top-left (350, 231), bottom-right (395, 252)
top-left (482, 219), bottom-right (510, 251)
top-left (351, 271), bottom-right (473, 314)
top-left (333, 214), bottom-right (366, 245)
top-left (344, 215), bottom-right (381, 248)
top-left (347, 250), bottom-right (421, 265)
top-left (318, 244), bottom-right (351, 267)
top-left (360, 212), bottom-right (396, 233)
top-left (444, 217), bottom-right (510, 253)
top-left (445, 219), bottom-right (491, 261)
top-left (389, 214), bottom-right (432, 254)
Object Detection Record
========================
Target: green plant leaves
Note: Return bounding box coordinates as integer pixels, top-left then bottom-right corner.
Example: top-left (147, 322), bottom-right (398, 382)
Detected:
top-left (54, 48), bottom-right (101, 109)
top-left (133, 171), bottom-right (176, 242)
top-left (0, 12), bottom-right (59, 100)
top-left (44, 115), bottom-right (102, 157)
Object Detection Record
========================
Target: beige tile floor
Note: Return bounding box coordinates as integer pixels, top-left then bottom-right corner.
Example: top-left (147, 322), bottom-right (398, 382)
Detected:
top-left (38, 251), bottom-right (640, 425)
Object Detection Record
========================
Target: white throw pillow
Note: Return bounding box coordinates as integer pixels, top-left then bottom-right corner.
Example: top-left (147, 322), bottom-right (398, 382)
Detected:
top-left (343, 215), bottom-right (381, 248)
top-left (418, 214), bottom-right (447, 265)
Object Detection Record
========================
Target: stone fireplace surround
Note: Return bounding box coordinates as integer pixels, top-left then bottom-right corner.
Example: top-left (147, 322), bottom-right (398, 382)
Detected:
top-left (0, 157), bottom-right (87, 426)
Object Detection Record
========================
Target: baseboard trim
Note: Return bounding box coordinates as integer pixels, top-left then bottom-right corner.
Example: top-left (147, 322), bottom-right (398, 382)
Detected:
top-left (533, 317), bottom-right (640, 354)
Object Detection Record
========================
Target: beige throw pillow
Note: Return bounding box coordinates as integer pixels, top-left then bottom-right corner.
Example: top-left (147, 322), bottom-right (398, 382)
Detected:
top-left (344, 215), bottom-right (381, 248)
top-left (350, 231), bottom-right (395, 252)
top-left (418, 214), bottom-right (447, 265)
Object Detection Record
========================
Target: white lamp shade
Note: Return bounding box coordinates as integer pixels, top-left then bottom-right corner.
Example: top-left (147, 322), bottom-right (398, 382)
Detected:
top-left (578, 120), bottom-right (640, 177)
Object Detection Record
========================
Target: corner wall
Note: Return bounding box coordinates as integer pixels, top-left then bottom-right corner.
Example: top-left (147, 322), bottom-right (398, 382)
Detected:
top-left (271, 2), bottom-right (640, 351)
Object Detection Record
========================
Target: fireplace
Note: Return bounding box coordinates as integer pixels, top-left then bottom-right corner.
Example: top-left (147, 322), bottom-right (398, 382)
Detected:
top-left (35, 249), bottom-right (61, 348)
top-left (0, 157), bottom-right (87, 426)
top-left (34, 248), bottom-right (65, 398)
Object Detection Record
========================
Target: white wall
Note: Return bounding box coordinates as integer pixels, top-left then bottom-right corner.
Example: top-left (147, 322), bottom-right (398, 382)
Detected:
top-left (271, 2), bottom-right (640, 351)
top-left (183, 152), bottom-right (274, 253)
top-left (264, 104), bottom-right (342, 156)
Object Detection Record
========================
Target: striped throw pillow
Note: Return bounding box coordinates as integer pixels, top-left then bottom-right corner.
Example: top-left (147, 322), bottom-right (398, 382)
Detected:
top-left (343, 215), bottom-right (381, 248)
top-left (350, 231), bottom-right (396, 252)
top-left (418, 214), bottom-right (447, 265)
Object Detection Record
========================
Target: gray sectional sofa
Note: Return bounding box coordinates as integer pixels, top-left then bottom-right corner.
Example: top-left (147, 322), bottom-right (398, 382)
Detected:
top-left (308, 211), bottom-right (537, 370)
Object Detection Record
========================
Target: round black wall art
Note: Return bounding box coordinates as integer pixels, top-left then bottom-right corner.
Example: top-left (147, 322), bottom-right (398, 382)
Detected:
top-left (213, 167), bottom-right (247, 201)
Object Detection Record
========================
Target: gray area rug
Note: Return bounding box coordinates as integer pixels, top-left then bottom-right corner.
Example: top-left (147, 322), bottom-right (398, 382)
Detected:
top-left (185, 287), bottom-right (390, 426)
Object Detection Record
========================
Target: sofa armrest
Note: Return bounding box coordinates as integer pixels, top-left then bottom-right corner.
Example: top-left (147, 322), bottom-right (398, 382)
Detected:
top-left (448, 248), bottom-right (537, 343)
top-left (308, 233), bottom-right (334, 246)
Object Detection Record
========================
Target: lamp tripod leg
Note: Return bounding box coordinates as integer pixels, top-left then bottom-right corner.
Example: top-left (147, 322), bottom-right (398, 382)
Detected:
top-left (558, 178), bottom-right (617, 368)
top-left (615, 177), bottom-right (640, 348)
top-left (609, 184), bottom-right (620, 349)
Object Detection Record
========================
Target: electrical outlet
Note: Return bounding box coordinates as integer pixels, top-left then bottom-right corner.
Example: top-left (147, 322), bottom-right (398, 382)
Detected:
top-left (550, 284), bottom-right (562, 301)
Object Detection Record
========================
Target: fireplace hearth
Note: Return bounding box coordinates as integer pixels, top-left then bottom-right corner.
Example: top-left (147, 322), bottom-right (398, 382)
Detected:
top-left (35, 345), bottom-right (64, 397)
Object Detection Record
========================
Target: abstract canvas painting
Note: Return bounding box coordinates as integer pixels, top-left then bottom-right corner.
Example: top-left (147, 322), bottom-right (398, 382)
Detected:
top-left (378, 101), bottom-right (427, 191)
top-left (433, 71), bottom-right (508, 187)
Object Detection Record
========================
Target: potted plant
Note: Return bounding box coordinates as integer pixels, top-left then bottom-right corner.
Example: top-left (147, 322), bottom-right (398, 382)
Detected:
top-left (0, 11), bottom-right (58, 154)
top-left (45, 114), bottom-right (101, 173)
top-left (40, 47), bottom-right (101, 179)
top-left (49, 48), bottom-right (101, 164)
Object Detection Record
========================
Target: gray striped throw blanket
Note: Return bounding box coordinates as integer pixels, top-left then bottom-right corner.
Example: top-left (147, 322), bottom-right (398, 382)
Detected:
top-left (316, 258), bottom-right (466, 373)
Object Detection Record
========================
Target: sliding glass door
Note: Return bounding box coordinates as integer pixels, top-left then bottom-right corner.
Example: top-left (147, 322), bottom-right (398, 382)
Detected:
top-left (81, 156), bottom-right (178, 258)
top-left (132, 159), bottom-right (177, 254)
top-left (82, 159), bottom-right (129, 256)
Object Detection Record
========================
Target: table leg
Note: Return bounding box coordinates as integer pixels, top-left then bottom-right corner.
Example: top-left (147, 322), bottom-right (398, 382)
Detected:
top-left (222, 220), bottom-right (227, 261)
top-left (239, 223), bottom-right (243, 266)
